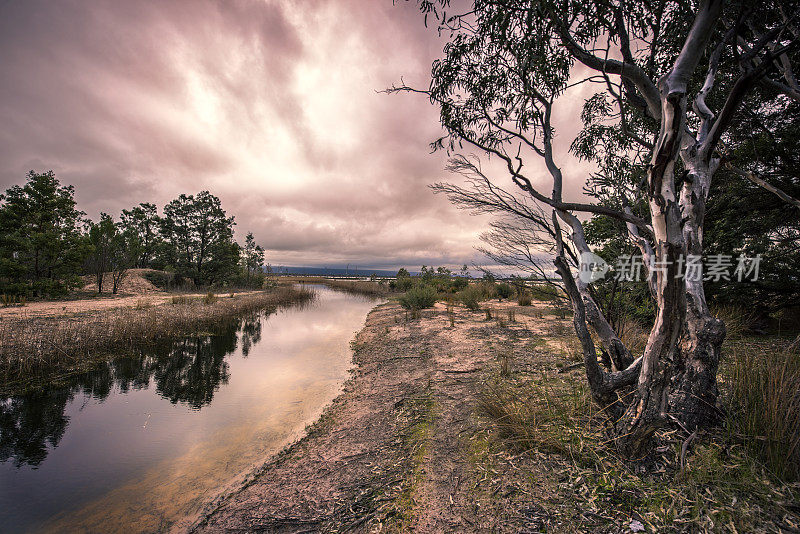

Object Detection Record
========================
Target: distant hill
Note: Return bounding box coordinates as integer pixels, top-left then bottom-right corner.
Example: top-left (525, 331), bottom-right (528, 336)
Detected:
top-left (269, 266), bottom-right (405, 277)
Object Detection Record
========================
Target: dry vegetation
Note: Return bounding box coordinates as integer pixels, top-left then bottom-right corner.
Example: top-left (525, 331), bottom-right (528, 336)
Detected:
top-left (285, 276), bottom-right (395, 297)
top-left (0, 286), bottom-right (315, 389)
top-left (475, 302), bottom-right (800, 532)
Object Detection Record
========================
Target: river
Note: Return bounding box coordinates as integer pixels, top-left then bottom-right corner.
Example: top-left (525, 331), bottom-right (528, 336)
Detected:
top-left (0, 285), bottom-right (380, 532)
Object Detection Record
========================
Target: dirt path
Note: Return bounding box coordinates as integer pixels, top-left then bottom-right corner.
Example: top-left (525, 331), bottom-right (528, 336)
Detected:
top-left (190, 299), bottom-right (578, 533)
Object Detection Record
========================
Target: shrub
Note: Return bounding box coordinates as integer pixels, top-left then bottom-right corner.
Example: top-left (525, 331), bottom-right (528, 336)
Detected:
top-left (457, 285), bottom-right (482, 311)
top-left (517, 291), bottom-right (532, 306)
top-left (394, 276), bottom-right (414, 292)
top-left (399, 285), bottom-right (437, 310)
top-left (202, 292), bottom-right (218, 305)
top-left (451, 277), bottom-right (468, 291)
top-left (475, 280), bottom-right (498, 300)
top-left (528, 283), bottom-right (564, 302)
top-left (496, 283), bottom-right (513, 300)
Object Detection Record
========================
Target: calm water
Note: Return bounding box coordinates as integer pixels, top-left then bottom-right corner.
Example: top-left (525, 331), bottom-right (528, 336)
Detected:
top-left (0, 285), bottom-right (379, 533)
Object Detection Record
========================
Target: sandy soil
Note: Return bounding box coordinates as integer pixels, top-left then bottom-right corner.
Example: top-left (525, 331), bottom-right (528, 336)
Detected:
top-left (189, 299), bottom-right (587, 533)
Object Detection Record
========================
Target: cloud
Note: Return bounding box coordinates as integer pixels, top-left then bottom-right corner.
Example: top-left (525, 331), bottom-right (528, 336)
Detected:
top-left (0, 0), bottom-right (592, 271)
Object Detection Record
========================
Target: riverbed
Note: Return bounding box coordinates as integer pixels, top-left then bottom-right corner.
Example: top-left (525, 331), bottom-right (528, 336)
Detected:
top-left (0, 285), bottom-right (380, 532)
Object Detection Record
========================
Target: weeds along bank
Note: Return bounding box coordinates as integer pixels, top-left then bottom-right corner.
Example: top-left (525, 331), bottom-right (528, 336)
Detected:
top-left (287, 277), bottom-right (396, 297)
top-left (0, 286), bottom-right (315, 388)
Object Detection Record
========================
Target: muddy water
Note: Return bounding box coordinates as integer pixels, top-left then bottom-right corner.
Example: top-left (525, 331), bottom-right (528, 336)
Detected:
top-left (0, 285), bottom-right (380, 533)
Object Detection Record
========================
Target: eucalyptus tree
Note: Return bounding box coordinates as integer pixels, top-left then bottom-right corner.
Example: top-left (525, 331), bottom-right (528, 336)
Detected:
top-left (397, 0), bottom-right (800, 456)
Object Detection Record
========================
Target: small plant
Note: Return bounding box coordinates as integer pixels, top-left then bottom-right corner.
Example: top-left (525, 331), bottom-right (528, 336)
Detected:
top-left (484, 308), bottom-right (493, 321)
top-left (517, 291), bottom-right (532, 306)
top-left (496, 282), bottom-right (513, 301)
top-left (499, 350), bottom-right (511, 376)
top-left (507, 309), bottom-right (516, 322)
top-left (202, 292), bottom-right (218, 305)
top-left (446, 303), bottom-right (455, 327)
top-left (171, 295), bottom-right (192, 305)
top-left (399, 285), bottom-right (437, 310)
top-left (1, 294), bottom-right (27, 307)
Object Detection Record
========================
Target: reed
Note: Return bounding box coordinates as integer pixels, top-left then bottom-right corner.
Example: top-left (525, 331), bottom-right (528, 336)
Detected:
top-left (295, 277), bottom-right (392, 297)
top-left (0, 286), bottom-right (315, 384)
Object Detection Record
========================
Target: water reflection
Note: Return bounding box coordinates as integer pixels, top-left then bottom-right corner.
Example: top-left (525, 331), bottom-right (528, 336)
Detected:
top-left (0, 287), bottom-right (379, 533)
top-left (0, 389), bottom-right (71, 468)
top-left (0, 312), bottom-right (264, 468)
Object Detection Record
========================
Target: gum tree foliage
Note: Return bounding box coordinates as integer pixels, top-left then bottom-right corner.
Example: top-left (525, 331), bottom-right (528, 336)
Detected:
top-left (397, 0), bottom-right (800, 456)
top-left (159, 191), bottom-right (239, 286)
top-left (120, 202), bottom-right (161, 269)
top-left (0, 171), bottom-right (88, 297)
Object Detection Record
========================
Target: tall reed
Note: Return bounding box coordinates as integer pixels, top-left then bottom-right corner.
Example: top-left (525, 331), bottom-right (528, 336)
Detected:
top-left (1, 286), bottom-right (315, 384)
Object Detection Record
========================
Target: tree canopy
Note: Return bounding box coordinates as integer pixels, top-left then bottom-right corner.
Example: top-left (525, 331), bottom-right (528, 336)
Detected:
top-left (0, 172), bottom-right (269, 297)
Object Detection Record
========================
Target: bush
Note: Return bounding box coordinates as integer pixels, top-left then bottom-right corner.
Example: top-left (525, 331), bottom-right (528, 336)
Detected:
top-left (517, 291), bottom-right (532, 306)
top-left (451, 277), bottom-right (468, 291)
top-left (529, 283), bottom-right (562, 302)
top-left (496, 283), bottom-right (513, 300)
top-left (457, 285), bottom-right (482, 311)
top-left (399, 285), bottom-right (437, 310)
top-left (394, 276), bottom-right (414, 292)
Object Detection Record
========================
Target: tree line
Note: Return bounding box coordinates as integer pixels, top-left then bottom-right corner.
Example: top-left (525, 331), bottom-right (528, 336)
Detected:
top-left (0, 170), bottom-right (267, 297)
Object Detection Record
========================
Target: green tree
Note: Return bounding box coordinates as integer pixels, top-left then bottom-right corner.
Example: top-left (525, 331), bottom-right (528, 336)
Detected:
top-left (120, 202), bottom-right (160, 269)
top-left (87, 213), bottom-right (115, 293)
top-left (159, 191), bottom-right (238, 286)
top-left (0, 171), bottom-right (87, 297)
top-left (241, 232), bottom-right (265, 287)
top-left (110, 220), bottom-right (142, 294)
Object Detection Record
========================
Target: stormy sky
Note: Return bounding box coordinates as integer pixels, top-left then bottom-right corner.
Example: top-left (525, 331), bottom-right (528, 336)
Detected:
top-left (0, 0), bottom-right (594, 271)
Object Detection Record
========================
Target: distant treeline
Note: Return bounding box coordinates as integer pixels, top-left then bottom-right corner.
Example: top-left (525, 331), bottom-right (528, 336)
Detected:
top-left (0, 170), bottom-right (268, 297)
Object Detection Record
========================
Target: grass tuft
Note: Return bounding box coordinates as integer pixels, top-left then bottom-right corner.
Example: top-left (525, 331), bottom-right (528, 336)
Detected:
top-left (722, 341), bottom-right (800, 481)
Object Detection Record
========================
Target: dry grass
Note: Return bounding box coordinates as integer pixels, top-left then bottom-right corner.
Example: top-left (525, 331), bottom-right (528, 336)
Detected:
top-left (291, 277), bottom-right (393, 297)
top-left (478, 375), bottom-right (597, 464)
top-left (0, 286), bottom-right (315, 386)
top-left (722, 339), bottom-right (800, 482)
top-left (478, 345), bottom-right (800, 532)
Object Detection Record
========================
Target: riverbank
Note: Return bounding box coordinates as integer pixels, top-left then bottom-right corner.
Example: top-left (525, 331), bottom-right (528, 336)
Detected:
top-left (286, 276), bottom-right (396, 297)
top-left (191, 300), bottom-right (799, 533)
top-left (0, 285), bottom-right (315, 390)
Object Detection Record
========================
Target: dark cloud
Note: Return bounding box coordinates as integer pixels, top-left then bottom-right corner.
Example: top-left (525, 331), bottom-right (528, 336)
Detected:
top-left (0, 0), bottom-right (591, 271)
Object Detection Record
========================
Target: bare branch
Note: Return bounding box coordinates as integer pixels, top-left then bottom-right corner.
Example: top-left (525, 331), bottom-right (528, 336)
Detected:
top-left (726, 163), bottom-right (800, 209)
